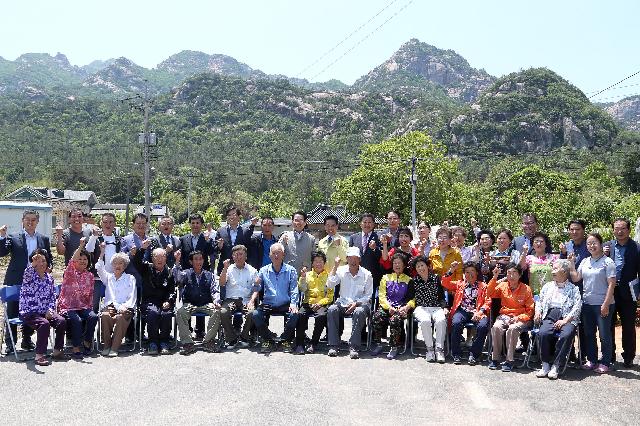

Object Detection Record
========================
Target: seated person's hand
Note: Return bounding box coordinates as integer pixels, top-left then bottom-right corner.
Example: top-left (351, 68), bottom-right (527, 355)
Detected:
top-left (345, 302), bottom-right (357, 315)
top-left (162, 302), bottom-right (171, 310)
top-left (107, 306), bottom-right (116, 317)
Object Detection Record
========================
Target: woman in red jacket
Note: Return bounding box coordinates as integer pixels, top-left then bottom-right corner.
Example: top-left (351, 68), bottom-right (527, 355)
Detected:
top-left (441, 261), bottom-right (491, 365)
top-left (486, 263), bottom-right (535, 372)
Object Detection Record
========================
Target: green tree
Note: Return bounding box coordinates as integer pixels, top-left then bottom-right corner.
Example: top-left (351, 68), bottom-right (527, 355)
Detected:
top-left (331, 131), bottom-right (461, 223)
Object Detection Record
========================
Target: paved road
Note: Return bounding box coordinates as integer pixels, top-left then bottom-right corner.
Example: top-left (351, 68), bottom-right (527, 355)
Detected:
top-left (1, 322), bottom-right (639, 426)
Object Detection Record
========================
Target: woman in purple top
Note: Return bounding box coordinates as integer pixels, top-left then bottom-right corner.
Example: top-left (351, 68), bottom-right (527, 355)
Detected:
top-left (19, 248), bottom-right (68, 365)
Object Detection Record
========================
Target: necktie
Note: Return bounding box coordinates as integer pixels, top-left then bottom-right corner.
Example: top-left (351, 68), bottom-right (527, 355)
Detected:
top-left (327, 236), bottom-right (333, 244)
top-left (362, 234), bottom-right (368, 251)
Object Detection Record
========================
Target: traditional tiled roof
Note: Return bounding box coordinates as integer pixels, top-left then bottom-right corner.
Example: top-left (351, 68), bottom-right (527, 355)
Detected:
top-left (306, 203), bottom-right (360, 224)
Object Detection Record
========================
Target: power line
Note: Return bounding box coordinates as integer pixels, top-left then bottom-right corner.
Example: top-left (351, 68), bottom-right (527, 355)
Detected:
top-left (296, 0), bottom-right (399, 78)
top-left (590, 92), bottom-right (640, 102)
top-left (588, 68), bottom-right (640, 99)
top-left (310, 0), bottom-right (416, 81)
top-left (587, 81), bottom-right (640, 95)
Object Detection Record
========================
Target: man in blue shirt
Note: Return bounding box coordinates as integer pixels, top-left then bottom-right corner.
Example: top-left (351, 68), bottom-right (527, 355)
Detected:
top-left (248, 216), bottom-right (277, 269)
top-left (560, 219), bottom-right (589, 363)
top-left (249, 242), bottom-right (299, 353)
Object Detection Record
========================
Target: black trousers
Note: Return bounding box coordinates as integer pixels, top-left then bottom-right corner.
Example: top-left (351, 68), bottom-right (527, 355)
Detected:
top-left (610, 292), bottom-right (637, 363)
top-left (538, 308), bottom-right (576, 366)
top-left (295, 305), bottom-right (327, 346)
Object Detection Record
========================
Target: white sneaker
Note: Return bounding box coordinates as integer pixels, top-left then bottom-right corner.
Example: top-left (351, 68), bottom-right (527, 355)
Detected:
top-left (101, 347), bottom-right (111, 357)
top-left (536, 362), bottom-right (551, 378)
top-left (387, 346), bottom-right (399, 360)
top-left (435, 350), bottom-right (446, 364)
top-left (548, 364), bottom-right (559, 380)
top-left (425, 349), bottom-right (435, 362)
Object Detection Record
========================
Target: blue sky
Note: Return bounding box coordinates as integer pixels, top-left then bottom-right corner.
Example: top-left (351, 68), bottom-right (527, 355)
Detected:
top-left (2, 0), bottom-right (639, 101)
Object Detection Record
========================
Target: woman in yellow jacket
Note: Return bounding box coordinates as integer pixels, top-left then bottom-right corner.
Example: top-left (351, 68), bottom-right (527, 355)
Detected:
top-left (487, 263), bottom-right (535, 372)
top-left (294, 251), bottom-right (334, 355)
top-left (370, 252), bottom-right (415, 360)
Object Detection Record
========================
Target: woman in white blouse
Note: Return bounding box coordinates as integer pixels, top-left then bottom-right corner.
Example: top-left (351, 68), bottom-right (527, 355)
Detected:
top-left (97, 243), bottom-right (137, 357)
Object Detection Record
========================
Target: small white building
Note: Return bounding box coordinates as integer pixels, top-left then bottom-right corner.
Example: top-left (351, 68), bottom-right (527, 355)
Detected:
top-left (0, 201), bottom-right (54, 239)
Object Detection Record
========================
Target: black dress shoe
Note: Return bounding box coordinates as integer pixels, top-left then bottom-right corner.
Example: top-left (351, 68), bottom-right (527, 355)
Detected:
top-left (193, 332), bottom-right (205, 342)
top-left (3, 344), bottom-right (15, 356)
top-left (21, 339), bottom-right (35, 351)
top-left (623, 360), bottom-right (634, 368)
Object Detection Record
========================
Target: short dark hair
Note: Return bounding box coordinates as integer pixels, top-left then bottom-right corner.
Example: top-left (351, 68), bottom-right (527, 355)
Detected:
top-left (567, 219), bottom-right (586, 230)
top-left (68, 208), bottom-right (84, 218)
top-left (261, 216), bottom-right (274, 225)
top-left (410, 255), bottom-right (431, 270)
top-left (311, 251), bottom-right (327, 263)
top-left (323, 215), bottom-right (339, 225)
top-left (133, 213), bottom-right (148, 223)
top-left (418, 221), bottom-right (431, 229)
top-left (505, 262), bottom-right (522, 275)
top-left (398, 226), bottom-right (413, 241)
top-left (587, 232), bottom-right (604, 245)
top-left (463, 261), bottom-right (481, 276)
top-left (76, 249), bottom-right (93, 269)
top-left (160, 215), bottom-right (175, 224)
top-left (101, 212), bottom-right (116, 221)
top-left (387, 209), bottom-right (401, 219)
top-left (478, 230), bottom-right (496, 245)
top-left (292, 210), bottom-right (307, 221)
top-left (225, 206), bottom-right (241, 217)
top-left (28, 248), bottom-right (48, 262)
top-left (496, 228), bottom-right (514, 241)
top-left (522, 213), bottom-right (538, 223)
top-left (612, 218), bottom-right (631, 229)
top-left (532, 231), bottom-right (551, 248)
top-left (189, 250), bottom-right (203, 261)
top-left (189, 213), bottom-right (204, 224)
top-left (22, 209), bottom-right (39, 219)
top-left (360, 213), bottom-right (375, 222)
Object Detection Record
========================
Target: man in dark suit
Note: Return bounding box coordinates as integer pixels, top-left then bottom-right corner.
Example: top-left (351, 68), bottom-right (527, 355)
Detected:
top-left (349, 213), bottom-right (382, 289)
top-left (380, 210), bottom-right (402, 249)
top-left (0, 209), bottom-right (53, 353)
top-left (248, 216), bottom-right (277, 269)
top-left (152, 215), bottom-right (181, 268)
top-left (215, 207), bottom-right (257, 274)
top-left (605, 218), bottom-right (640, 368)
top-left (179, 213), bottom-right (217, 339)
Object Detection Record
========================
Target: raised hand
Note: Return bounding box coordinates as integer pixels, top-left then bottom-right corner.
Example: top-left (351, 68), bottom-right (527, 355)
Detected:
top-left (559, 242), bottom-right (567, 254)
top-left (141, 239), bottom-right (152, 250)
top-left (449, 261), bottom-right (460, 272)
top-left (92, 226), bottom-right (101, 236)
top-left (217, 237), bottom-right (224, 249)
top-left (204, 224), bottom-right (213, 241)
top-left (79, 237), bottom-right (87, 247)
top-left (0, 224), bottom-right (7, 237)
top-left (368, 239), bottom-right (377, 250)
top-left (222, 259), bottom-right (231, 269)
top-left (251, 216), bottom-right (259, 226)
top-left (300, 266), bottom-right (308, 276)
top-left (174, 249), bottom-right (182, 264)
top-left (334, 256), bottom-right (341, 267)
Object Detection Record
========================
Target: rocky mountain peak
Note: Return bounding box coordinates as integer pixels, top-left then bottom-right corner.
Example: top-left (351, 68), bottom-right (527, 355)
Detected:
top-left (605, 95), bottom-right (640, 131)
top-left (353, 38), bottom-right (495, 102)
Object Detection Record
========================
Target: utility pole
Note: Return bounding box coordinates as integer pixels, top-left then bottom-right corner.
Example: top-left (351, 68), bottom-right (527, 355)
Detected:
top-left (142, 83), bottom-right (151, 220)
top-left (409, 156), bottom-right (417, 233)
top-left (124, 173), bottom-right (131, 235)
top-left (187, 173), bottom-right (193, 217)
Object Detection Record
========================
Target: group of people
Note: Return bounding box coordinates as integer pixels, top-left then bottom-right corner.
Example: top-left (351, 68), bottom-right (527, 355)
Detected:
top-left (1, 207), bottom-right (638, 379)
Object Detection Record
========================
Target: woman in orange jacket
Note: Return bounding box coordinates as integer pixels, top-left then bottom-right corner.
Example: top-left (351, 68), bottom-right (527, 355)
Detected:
top-left (486, 263), bottom-right (535, 372)
top-left (441, 261), bottom-right (491, 365)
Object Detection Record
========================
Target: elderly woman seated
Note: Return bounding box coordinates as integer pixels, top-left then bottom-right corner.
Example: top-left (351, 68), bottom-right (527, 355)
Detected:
top-left (534, 259), bottom-right (582, 379)
top-left (96, 243), bottom-right (137, 357)
top-left (487, 263), bottom-right (535, 372)
top-left (19, 249), bottom-right (68, 366)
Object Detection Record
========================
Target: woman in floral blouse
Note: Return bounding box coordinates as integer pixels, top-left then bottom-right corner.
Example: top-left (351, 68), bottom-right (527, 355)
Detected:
top-left (19, 248), bottom-right (68, 366)
top-left (57, 237), bottom-right (97, 359)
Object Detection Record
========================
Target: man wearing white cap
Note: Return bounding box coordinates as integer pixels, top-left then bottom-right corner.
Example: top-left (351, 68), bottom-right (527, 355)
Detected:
top-left (326, 246), bottom-right (373, 359)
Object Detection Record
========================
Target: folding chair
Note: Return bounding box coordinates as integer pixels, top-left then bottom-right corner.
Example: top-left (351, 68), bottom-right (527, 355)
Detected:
top-left (1, 285), bottom-right (59, 361)
top-left (523, 325), bottom-right (581, 374)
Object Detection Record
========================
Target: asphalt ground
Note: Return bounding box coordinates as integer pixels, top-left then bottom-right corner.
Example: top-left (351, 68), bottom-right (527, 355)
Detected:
top-left (1, 318), bottom-right (639, 426)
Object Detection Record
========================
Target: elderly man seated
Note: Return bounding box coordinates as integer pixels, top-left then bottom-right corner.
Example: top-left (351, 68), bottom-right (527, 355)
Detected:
top-left (249, 242), bottom-right (299, 354)
top-left (534, 259), bottom-right (582, 379)
top-left (173, 250), bottom-right (221, 355)
top-left (326, 246), bottom-right (374, 359)
top-left (218, 244), bottom-right (258, 349)
top-left (134, 240), bottom-right (176, 355)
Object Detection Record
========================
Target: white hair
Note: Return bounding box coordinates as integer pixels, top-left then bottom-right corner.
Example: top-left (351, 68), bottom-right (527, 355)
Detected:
top-left (152, 248), bottom-right (167, 259)
top-left (270, 242), bottom-right (285, 254)
top-left (111, 252), bottom-right (130, 268)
